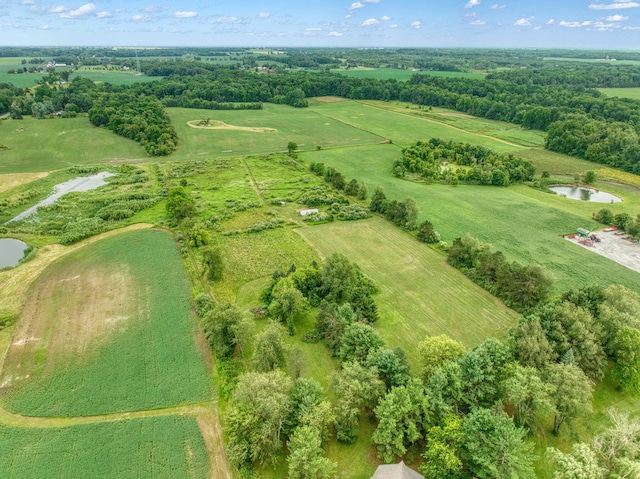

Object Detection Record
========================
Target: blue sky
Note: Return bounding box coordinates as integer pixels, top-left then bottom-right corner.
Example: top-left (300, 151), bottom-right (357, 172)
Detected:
top-left (1, 0), bottom-right (639, 48)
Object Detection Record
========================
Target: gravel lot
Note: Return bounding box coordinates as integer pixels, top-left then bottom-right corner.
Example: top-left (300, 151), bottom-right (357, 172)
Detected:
top-left (565, 229), bottom-right (640, 274)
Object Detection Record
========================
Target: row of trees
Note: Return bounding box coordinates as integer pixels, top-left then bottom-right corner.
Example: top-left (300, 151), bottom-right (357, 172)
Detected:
top-left (396, 138), bottom-right (537, 186)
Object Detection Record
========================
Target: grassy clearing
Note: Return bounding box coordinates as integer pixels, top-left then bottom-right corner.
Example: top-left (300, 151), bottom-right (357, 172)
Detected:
top-left (167, 105), bottom-right (384, 161)
top-left (71, 69), bottom-right (155, 86)
top-left (331, 68), bottom-right (486, 81)
top-left (0, 416), bottom-right (210, 479)
top-left (516, 148), bottom-right (602, 175)
top-left (0, 172), bottom-right (48, 193)
top-left (310, 100), bottom-right (525, 152)
top-left (360, 100), bottom-right (545, 148)
top-left (304, 145), bottom-right (640, 296)
top-left (297, 217), bottom-right (520, 367)
top-left (0, 117), bottom-right (146, 173)
top-left (1, 229), bottom-right (211, 416)
top-left (598, 87), bottom-right (640, 100)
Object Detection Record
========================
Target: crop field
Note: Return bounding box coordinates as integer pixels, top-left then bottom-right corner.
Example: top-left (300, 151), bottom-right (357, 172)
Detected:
top-left (598, 87), bottom-right (640, 100)
top-left (167, 105), bottom-right (384, 161)
top-left (310, 99), bottom-right (526, 152)
top-left (0, 116), bottom-right (146, 173)
top-left (360, 100), bottom-right (546, 148)
top-left (331, 68), bottom-right (486, 81)
top-left (70, 69), bottom-right (155, 86)
top-left (304, 145), bottom-right (640, 296)
top-left (0, 416), bottom-right (210, 478)
top-left (0, 229), bottom-right (211, 416)
top-left (298, 217), bottom-right (520, 365)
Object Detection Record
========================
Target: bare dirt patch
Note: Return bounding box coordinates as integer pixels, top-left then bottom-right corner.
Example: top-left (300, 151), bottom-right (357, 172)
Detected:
top-left (0, 172), bottom-right (48, 193)
top-left (565, 229), bottom-right (640, 274)
top-left (315, 96), bottom-right (347, 103)
top-left (197, 411), bottom-right (231, 479)
top-left (1, 262), bottom-right (137, 388)
top-left (186, 120), bottom-right (276, 133)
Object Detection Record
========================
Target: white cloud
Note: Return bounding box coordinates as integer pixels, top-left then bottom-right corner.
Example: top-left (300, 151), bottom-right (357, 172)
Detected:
top-left (606, 14), bottom-right (629, 20)
top-left (60, 3), bottom-right (96, 18)
top-left (465, 0), bottom-right (480, 8)
top-left (514, 16), bottom-right (534, 26)
top-left (623, 25), bottom-right (640, 29)
top-left (211, 16), bottom-right (242, 24)
top-left (389, 23), bottom-right (398, 28)
top-left (491, 4), bottom-right (506, 9)
top-left (589, 2), bottom-right (639, 9)
top-left (411, 20), bottom-right (422, 28)
top-left (345, 14), bottom-right (353, 19)
top-left (132, 14), bottom-right (153, 22)
top-left (469, 19), bottom-right (486, 25)
top-left (328, 31), bottom-right (343, 36)
top-left (49, 5), bottom-right (66, 13)
top-left (361, 18), bottom-right (380, 26)
top-left (349, 2), bottom-right (365, 10)
top-left (533, 26), bottom-right (542, 30)
top-left (364, 0), bottom-right (381, 2)
top-left (380, 15), bottom-right (391, 21)
top-left (259, 12), bottom-right (271, 19)
top-left (143, 6), bottom-right (162, 13)
top-left (41, 24), bottom-right (49, 29)
top-left (304, 27), bottom-right (321, 36)
top-left (96, 11), bottom-right (112, 18)
top-left (173, 11), bottom-right (198, 18)
top-left (546, 18), bottom-right (555, 24)
top-left (20, 0), bottom-right (35, 4)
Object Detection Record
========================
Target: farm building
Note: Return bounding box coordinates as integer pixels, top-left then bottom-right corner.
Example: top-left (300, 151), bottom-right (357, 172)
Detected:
top-left (299, 208), bottom-right (319, 216)
top-left (370, 461), bottom-right (424, 479)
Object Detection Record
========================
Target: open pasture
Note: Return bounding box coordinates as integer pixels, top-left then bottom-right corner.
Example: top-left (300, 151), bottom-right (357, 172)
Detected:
top-left (71, 69), bottom-right (155, 86)
top-left (0, 229), bottom-right (211, 416)
top-left (167, 105), bottom-right (384, 161)
top-left (304, 145), bottom-right (640, 296)
top-left (297, 217), bottom-right (520, 366)
top-left (0, 416), bottom-right (210, 479)
top-left (310, 99), bottom-right (526, 152)
top-left (0, 116), bottom-right (146, 173)
top-left (360, 100), bottom-right (546, 148)
top-left (598, 87), bottom-right (640, 100)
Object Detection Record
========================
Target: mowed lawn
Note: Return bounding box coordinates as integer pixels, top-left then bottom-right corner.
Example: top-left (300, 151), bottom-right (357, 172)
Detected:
top-left (304, 145), bottom-right (640, 296)
top-left (309, 99), bottom-right (527, 152)
top-left (167, 104), bottom-right (384, 161)
top-left (0, 416), bottom-right (210, 479)
top-left (297, 217), bottom-right (520, 366)
top-left (0, 229), bottom-right (211, 416)
top-left (598, 87), bottom-right (640, 100)
top-left (0, 117), bottom-right (146, 173)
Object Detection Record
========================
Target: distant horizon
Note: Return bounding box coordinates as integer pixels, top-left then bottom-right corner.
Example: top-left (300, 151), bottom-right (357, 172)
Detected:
top-left (1, 1), bottom-right (639, 50)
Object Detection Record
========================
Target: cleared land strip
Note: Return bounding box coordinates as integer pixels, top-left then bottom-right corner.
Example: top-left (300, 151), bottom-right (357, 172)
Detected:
top-left (356, 100), bottom-right (524, 148)
top-left (0, 401), bottom-right (216, 428)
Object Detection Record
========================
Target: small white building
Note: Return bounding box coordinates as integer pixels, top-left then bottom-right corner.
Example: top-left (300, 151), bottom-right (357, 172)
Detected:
top-left (371, 461), bottom-right (424, 479)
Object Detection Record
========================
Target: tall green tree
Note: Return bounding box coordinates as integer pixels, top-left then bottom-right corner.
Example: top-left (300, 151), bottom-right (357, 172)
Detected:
top-left (252, 322), bottom-right (287, 372)
top-left (287, 426), bottom-right (337, 479)
top-left (418, 334), bottom-right (466, 382)
top-left (613, 327), bottom-right (640, 392)
top-left (545, 363), bottom-right (593, 434)
top-left (338, 322), bottom-right (385, 365)
top-left (420, 415), bottom-right (465, 479)
top-left (503, 365), bottom-right (555, 431)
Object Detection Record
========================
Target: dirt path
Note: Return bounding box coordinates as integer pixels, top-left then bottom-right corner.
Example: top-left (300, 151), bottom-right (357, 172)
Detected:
top-left (356, 100), bottom-right (524, 149)
top-left (241, 158), bottom-right (267, 206)
top-left (0, 401), bottom-right (217, 429)
top-left (197, 411), bottom-right (232, 479)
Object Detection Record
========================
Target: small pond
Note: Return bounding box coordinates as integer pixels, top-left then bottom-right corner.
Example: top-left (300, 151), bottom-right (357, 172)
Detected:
top-left (7, 171), bottom-right (115, 223)
top-left (0, 238), bottom-right (28, 269)
top-left (548, 185), bottom-right (622, 203)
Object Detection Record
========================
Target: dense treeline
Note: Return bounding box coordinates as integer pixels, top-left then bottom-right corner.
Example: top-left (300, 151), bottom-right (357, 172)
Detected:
top-left (448, 234), bottom-right (552, 313)
top-left (0, 82), bottom-right (24, 115)
top-left (396, 139), bottom-right (536, 186)
top-left (488, 64), bottom-right (640, 88)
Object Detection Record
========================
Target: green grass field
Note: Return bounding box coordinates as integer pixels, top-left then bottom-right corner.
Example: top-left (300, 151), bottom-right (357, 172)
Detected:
top-left (0, 116), bottom-right (147, 173)
top-left (598, 87), bottom-right (640, 100)
top-left (167, 104), bottom-right (384, 161)
top-left (303, 144), bottom-right (640, 296)
top-left (1, 229), bottom-right (211, 416)
top-left (297, 217), bottom-right (520, 366)
top-left (331, 68), bottom-right (486, 81)
top-left (71, 70), bottom-right (155, 86)
top-left (0, 416), bottom-right (210, 478)
top-left (310, 100), bottom-right (526, 152)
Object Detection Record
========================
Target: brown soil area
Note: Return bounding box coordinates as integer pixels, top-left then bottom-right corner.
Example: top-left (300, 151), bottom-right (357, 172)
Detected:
top-left (197, 411), bottom-right (231, 479)
top-left (0, 172), bottom-right (48, 193)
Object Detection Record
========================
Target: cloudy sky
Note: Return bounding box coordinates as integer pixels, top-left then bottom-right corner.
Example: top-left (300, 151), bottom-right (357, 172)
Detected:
top-left (1, 0), bottom-right (639, 48)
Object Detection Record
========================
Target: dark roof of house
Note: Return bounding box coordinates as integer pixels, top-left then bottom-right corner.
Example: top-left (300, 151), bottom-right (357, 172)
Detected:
top-left (370, 461), bottom-right (424, 479)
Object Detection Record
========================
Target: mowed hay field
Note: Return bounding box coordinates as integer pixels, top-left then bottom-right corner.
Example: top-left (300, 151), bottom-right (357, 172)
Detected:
top-left (0, 228), bottom-right (211, 416)
top-left (598, 87), bottom-right (640, 100)
top-left (297, 217), bottom-right (520, 366)
top-left (0, 117), bottom-right (146, 173)
top-left (167, 104), bottom-right (385, 161)
top-left (304, 145), bottom-right (640, 296)
top-left (309, 99), bottom-right (527, 152)
top-left (0, 416), bottom-right (211, 479)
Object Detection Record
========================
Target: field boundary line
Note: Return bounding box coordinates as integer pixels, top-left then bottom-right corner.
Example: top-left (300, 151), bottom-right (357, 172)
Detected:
top-left (309, 107), bottom-right (390, 144)
top-left (0, 400), bottom-right (217, 429)
top-left (354, 100), bottom-right (524, 149)
top-left (241, 158), bottom-right (267, 206)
